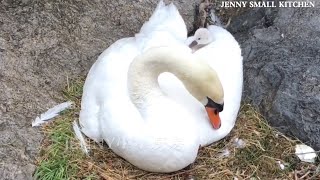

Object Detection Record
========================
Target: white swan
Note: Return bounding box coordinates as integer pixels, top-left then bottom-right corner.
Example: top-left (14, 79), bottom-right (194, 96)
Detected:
top-left (79, 0), bottom-right (187, 143)
top-left (80, 0), bottom-right (242, 172)
top-left (181, 25), bottom-right (243, 145)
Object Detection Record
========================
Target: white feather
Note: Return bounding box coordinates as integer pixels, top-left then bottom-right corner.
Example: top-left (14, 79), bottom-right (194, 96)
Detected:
top-left (295, 144), bottom-right (317, 163)
top-left (73, 120), bottom-right (89, 155)
top-left (32, 101), bottom-right (73, 127)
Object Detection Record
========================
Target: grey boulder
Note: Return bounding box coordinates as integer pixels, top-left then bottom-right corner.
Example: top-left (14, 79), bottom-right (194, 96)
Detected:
top-left (233, 6), bottom-right (320, 149)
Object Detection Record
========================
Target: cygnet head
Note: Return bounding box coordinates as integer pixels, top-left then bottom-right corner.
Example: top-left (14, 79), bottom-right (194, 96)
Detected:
top-left (189, 28), bottom-right (212, 51)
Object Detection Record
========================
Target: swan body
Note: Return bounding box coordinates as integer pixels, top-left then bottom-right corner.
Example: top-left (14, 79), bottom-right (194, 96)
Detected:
top-left (103, 46), bottom-right (223, 172)
top-left (80, 0), bottom-right (187, 143)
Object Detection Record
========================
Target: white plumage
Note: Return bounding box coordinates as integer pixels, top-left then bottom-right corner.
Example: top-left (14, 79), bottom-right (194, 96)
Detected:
top-left (73, 120), bottom-right (89, 155)
top-left (79, 0), bottom-right (243, 173)
top-left (32, 101), bottom-right (73, 127)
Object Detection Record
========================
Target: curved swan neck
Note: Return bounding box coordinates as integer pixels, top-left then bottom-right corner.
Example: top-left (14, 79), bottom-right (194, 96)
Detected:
top-left (127, 46), bottom-right (222, 112)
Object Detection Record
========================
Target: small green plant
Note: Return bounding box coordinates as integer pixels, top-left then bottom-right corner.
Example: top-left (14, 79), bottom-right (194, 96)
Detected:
top-left (34, 79), bottom-right (96, 180)
top-left (34, 114), bottom-right (84, 179)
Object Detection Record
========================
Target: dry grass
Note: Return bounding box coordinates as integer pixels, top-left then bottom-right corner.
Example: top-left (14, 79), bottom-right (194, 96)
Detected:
top-left (34, 79), bottom-right (319, 180)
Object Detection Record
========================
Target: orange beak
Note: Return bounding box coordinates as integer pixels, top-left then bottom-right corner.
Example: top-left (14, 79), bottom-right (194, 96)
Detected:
top-left (206, 107), bottom-right (221, 129)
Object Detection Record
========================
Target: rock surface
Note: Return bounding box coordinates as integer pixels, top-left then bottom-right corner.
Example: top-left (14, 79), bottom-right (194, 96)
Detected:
top-left (232, 5), bottom-right (320, 149)
top-left (0, 0), bottom-right (197, 179)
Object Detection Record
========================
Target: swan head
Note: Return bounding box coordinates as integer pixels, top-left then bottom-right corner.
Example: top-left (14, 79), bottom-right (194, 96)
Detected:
top-left (201, 72), bottom-right (224, 130)
top-left (204, 97), bottom-right (224, 129)
top-left (188, 28), bottom-right (212, 51)
top-left (182, 62), bottom-right (224, 129)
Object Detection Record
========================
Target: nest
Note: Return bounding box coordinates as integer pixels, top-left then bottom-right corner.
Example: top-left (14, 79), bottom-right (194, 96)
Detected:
top-left (35, 80), bottom-right (319, 180)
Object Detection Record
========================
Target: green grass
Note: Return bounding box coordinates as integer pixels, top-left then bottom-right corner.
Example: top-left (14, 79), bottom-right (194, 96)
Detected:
top-left (34, 79), bottom-right (99, 180)
top-left (34, 79), bottom-right (319, 179)
top-left (34, 114), bottom-right (82, 179)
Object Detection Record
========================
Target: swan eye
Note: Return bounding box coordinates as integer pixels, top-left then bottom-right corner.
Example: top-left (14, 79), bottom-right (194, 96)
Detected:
top-left (198, 38), bottom-right (201, 40)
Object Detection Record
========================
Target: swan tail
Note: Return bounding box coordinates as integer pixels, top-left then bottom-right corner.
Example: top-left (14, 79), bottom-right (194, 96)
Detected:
top-left (137, 0), bottom-right (187, 44)
top-left (32, 101), bottom-right (73, 127)
top-left (79, 106), bottom-right (103, 143)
